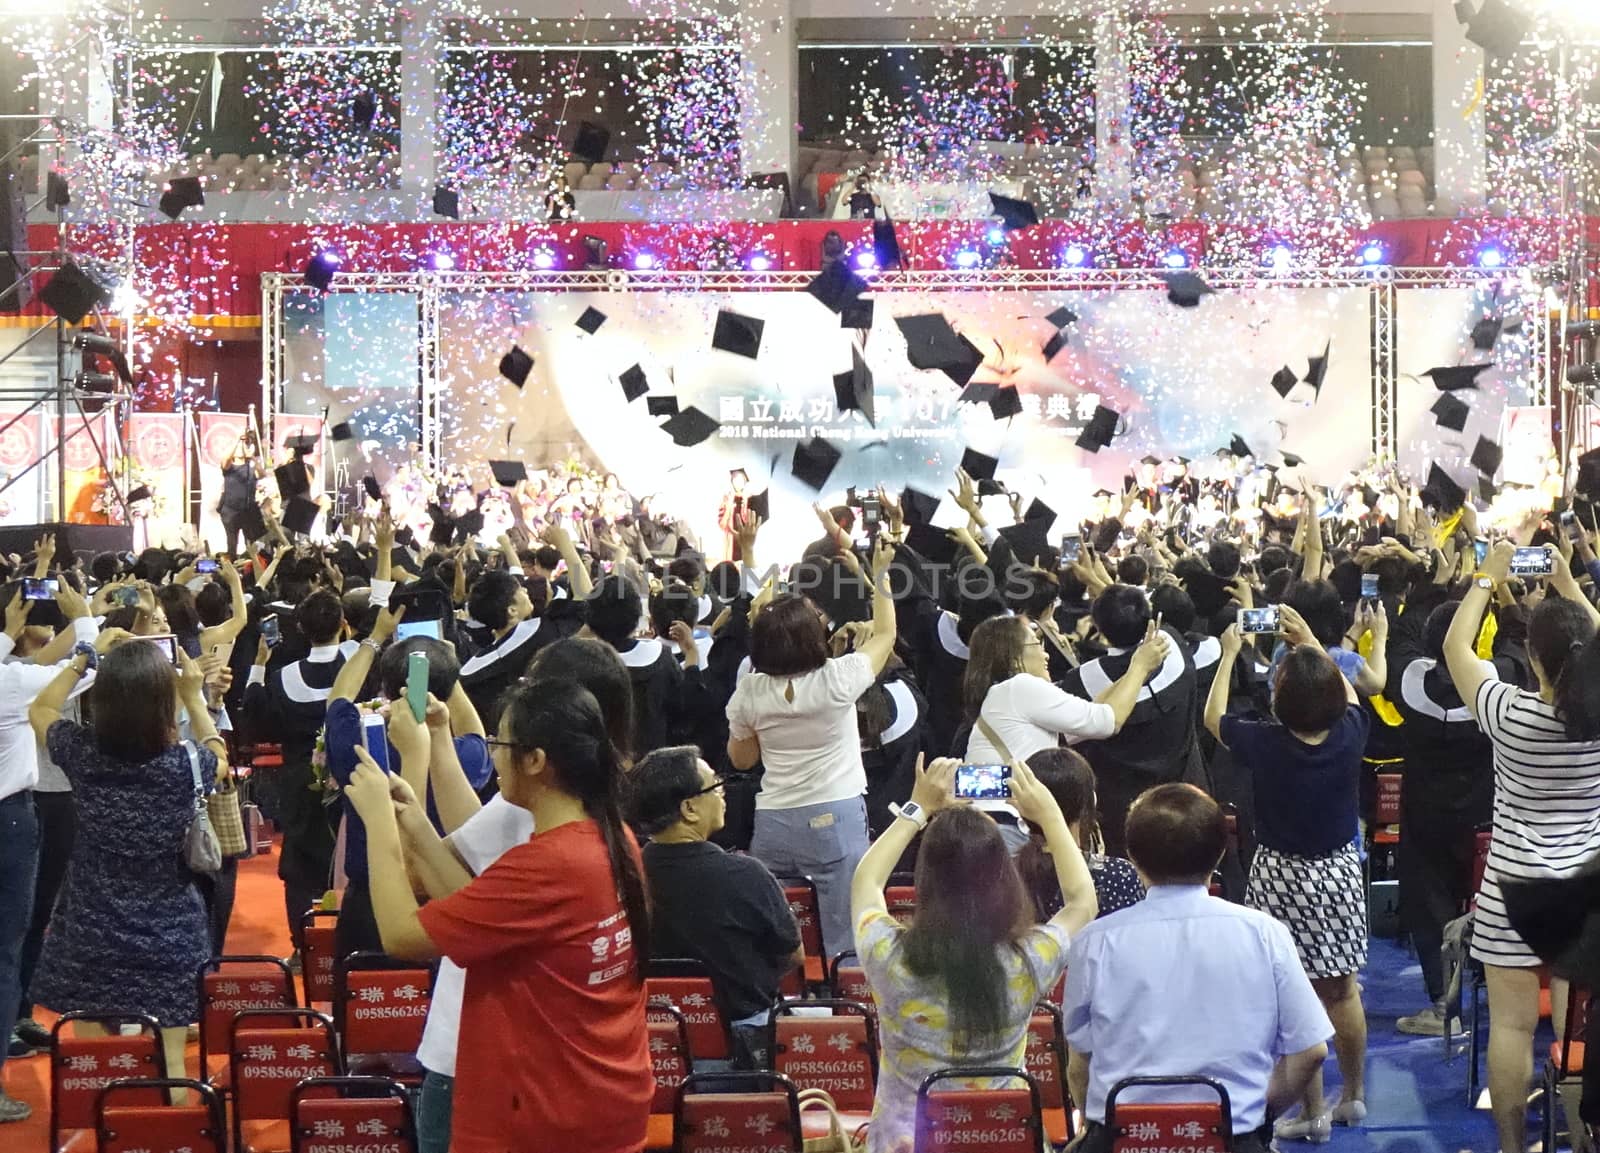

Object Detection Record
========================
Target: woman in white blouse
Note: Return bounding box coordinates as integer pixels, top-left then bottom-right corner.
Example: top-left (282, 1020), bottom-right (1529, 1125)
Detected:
top-left (963, 616), bottom-right (1171, 763)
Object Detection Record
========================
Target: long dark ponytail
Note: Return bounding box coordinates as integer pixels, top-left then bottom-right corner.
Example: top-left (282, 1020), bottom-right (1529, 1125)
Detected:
top-left (501, 678), bottom-right (651, 977)
top-left (1528, 597), bottom-right (1600, 741)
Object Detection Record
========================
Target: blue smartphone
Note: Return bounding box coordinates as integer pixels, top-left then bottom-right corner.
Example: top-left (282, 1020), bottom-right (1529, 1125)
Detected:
top-left (360, 713), bottom-right (392, 774)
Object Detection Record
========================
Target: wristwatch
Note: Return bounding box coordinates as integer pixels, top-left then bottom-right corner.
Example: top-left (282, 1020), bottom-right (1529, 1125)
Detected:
top-left (889, 800), bottom-right (929, 830)
top-left (71, 641), bottom-right (97, 672)
top-left (1475, 575), bottom-right (1495, 591)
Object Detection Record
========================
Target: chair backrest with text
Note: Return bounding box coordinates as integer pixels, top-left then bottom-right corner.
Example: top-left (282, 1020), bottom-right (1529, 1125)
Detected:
top-left (95, 1078), bottom-right (226, 1153)
top-left (197, 955), bottom-right (298, 1087)
top-left (676, 1072), bottom-right (803, 1153)
top-left (772, 999), bottom-right (877, 1111)
top-left (51, 1012), bottom-right (165, 1153)
top-left (300, 910), bottom-right (340, 1005)
top-left (647, 959), bottom-right (730, 1061)
top-left (228, 1008), bottom-right (341, 1153)
top-left (334, 952), bottom-right (433, 1082)
top-left (289, 1076), bottom-right (415, 1153)
top-left (914, 1066), bottom-right (1043, 1153)
top-left (1105, 1075), bottom-right (1233, 1153)
top-left (779, 877), bottom-right (827, 985)
top-left (648, 1004), bottom-right (693, 1114)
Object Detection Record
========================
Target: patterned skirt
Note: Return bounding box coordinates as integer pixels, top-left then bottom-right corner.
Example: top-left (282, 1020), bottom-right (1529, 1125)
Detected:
top-left (1245, 842), bottom-right (1368, 979)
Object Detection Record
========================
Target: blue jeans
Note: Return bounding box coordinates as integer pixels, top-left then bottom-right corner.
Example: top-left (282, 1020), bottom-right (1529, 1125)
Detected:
top-left (0, 792), bottom-right (40, 1077)
top-left (415, 1068), bottom-right (453, 1153)
top-left (751, 795), bottom-right (869, 960)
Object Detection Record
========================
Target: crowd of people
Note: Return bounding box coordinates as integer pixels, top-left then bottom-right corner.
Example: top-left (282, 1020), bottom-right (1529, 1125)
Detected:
top-left (0, 450), bottom-right (1597, 1153)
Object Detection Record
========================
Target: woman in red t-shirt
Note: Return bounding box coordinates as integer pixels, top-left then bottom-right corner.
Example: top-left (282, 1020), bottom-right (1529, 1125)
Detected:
top-left (345, 678), bottom-right (653, 1153)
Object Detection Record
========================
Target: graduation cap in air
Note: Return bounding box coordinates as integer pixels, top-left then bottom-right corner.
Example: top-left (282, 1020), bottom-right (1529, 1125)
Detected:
top-left (1424, 462), bottom-right (1467, 512)
top-left (1579, 448), bottom-right (1600, 499)
top-left (1042, 331), bottom-right (1068, 363)
top-left (1423, 363), bottom-right (1493, 391)
top-left (1302, 341), bottom-right (1331, 397)
top-left (989, 191), bottom-right (1039, 231)
top-left (873, 217), bottom-right (902, 270)
top-left (988, 386), bottom-right (1023, 420)
top-left (807, 262), bottom-right (867, 314)
top-left (619, 364), bottom-right (648, 403)
top-left (959, 447), bottom-right (1000, 486)
top-left (1281, 450), bottom-right (1306, 469)
top-left (1164, 271), bottom-right (1214, 308)
top-left (646, 396), bottom-right (679, 418)
top-left (283, 433), bottom-right (318, 457)
top-left (1431, 392), bottom-right (1471, 433)
top-left (895, 313), bottom-right (984, 385)
top-left (282, 496), bottom-right (321, 537)
top-left (1046, 306), bottom-right (1078, 330)
top-left (997, 519), bottom-right (1053, 567)
top-left (904, 522), bottom-right (960, 568)
top-left (126, 485), bottom-right (151, 505)
top-left (1472, 435), bottom-right (1503, 476)
top-left (1463, 0), bottom-right (1531, 57)
top-left (330, 422), bottom-right (354, 442)
top-left (362, 475), bottom-right (382, 502)
top-left (498, 346), bottom-right (533, 388)
top-left (958, 382), bottom-right (999, 405)
top-left (575, 306), bottom-right (607, 335)
top-left (303, 252), bottom-right (339, 292)
top-left (39, 261), bottom-right (108, 324)
top-left (454, 510), bottom-right (485, 544)
top-left (791, 437), bottom-right (842, 492)
top-left (1075, 405), bottom-right (1119, 453)
top-left (1024, 498), bottom-right (1057, 533)
top-left (1228, 434), bottom-right (1253, 459)
top-left (571, 120), bottom-right (611, 164)
top-left (1270, 366), bottom-right (1299, 399)
top-left (352, 91), bottom-right (378, 129)
top-left (1472, 315), bottom-right (1505, 351)
top-left (746, 489), bottom-right (770, 522)
top-left (428, 185), bottom-right (460, 219)
top-left (489, 460), bottom-right (527, 488)
top-left (1479, 476), bottom-right (1499, 502)
top-left (661, 406), bottom-right (720, 448)
top-left (157, 176), bottom-right (204, 220)
top-left (711, 310), bottom-right (765, 360)
top-left (274, 457), bottom-right (310, 499)
top-left (900, 487), bottom-right (941, 528)
top-left (832, 346), bottom-right (876, 426)
top-left (841, 300), bottom-right (875, 330)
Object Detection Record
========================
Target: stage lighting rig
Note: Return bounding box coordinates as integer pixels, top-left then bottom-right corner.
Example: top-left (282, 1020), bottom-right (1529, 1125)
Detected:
top-left (1476, 245), bottom-right (1506, 269)
top-left (633, 251), bottom-right (658, 271)
top-left (1567, 364), bottom-right (1599, 387)
top-left (533, 248), bottom-right (558, 270)
top-left (1061, 244), bottom-right (1089, 268)
top-left (72, 331), bottom-right (118, 357)
top-left (1360, 242), bottom-right (1387, 266)
top-left (1162, 250), bottom-right (1190, 270)
top-left (1566, 320), bottom-right (1600, 341)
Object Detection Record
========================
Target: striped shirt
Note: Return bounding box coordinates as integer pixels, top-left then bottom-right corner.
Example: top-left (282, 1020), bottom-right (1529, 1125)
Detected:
top-left (1471, 678), bottom-right (1600, 965)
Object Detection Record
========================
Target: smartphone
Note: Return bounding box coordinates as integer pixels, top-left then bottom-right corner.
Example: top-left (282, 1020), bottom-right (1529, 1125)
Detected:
top-left (114, 586), bottom-right (142, 609)
top-left (1474, 537), bottom-right (1488, 566)
top-left (196, 558), bottom-right (220, 574)
top-left (1510, 546), bottom-right (1554, 577)
top-left (22, 577), bottom-right (58, 601)
top-left (954, 764), bottom-right (1013, 809)
top-left (260, 615), bottom-right (282, 648)
top-left (860, 497), bottom-right (882, 527)
top-left (1360, 573), bottom-right (1379, 600)
top-left (406, 650), bottom-right (430, 724)
top-left (1061, 535), bottom-right (1081, 564)
top-left (1562, 510), bottom-right (1583, 541)
top-left (360, 713), bottom-right (392, 774)
top-left (394, 619), bottom-right (443, 642)
top-left (141, 633), bottom-right (180, 666)
top-left (1239, 606), bottom-right (1282, 634)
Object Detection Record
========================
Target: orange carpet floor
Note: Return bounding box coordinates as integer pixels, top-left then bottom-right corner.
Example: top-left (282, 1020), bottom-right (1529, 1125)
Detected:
top-left (3, 847), bottom-right (293, 1152)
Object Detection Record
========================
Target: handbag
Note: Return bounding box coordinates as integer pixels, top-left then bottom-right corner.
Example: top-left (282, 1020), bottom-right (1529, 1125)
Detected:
top-left (798, 1088), bottom-right (867, 1153)
top-left (182, 740), bottom-right (223, 874)
top-left (208, 760), bottom-right (249, 858)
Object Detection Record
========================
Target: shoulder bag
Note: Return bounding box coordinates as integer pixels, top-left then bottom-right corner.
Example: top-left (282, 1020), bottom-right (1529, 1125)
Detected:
top-left (182, 740), bottom-right (223, 874)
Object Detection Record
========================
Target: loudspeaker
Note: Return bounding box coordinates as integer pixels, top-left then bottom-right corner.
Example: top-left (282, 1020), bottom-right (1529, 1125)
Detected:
top-left (0, 148), bottom-right (30, 314)
top-left (0, 522), bottom-right (134, 563)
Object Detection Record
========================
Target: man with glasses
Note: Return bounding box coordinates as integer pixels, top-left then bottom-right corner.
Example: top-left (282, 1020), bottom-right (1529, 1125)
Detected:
top-left (630, 746), bottom-right (803, 1069)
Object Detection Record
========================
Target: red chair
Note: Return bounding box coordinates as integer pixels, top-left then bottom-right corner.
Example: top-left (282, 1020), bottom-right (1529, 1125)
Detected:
top-left (197, 955), bottom-right (298, 1090)
top-left (828, 952), bottom-right (871, 1005)
top-left (300, 910), bottom-right (340, 1006)
top-left (645, 1004), bottom-right (692, 1151)
top-left (1026, 1001), bottom-right (1075, 1147)
top-left (1542, 988), bottom-right (1592, 1153)
top-left (51, 1012), bottom-right (166, 1153)
top-left (647, 959), bottom-right (730, 1061)
top-left (1104, 1075), bottom-right (1233, 1152)
top-left (779, 877), bottom-right (828, 988)
top-left (95, 1078), bottom-right (225, 1153)
top-left (915, 1066), bottom-right (1044, 1153)
top-left (334, 952), bottom-right (433, 1084)
top-left (675, 1071), bottom-right (803, 1153)
top-left (228, 1008), bottom-right (342, 1153)
top-left (771, 999), bottom-right (876, 1136)
top-left (885, 881), bottom-right (917, 923)
top-left (289, 1076), bottom-right (414, 1153)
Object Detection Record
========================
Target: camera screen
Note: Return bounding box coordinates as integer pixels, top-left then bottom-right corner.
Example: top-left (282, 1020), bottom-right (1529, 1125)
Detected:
top-left (954, 764), bottom-right (1012, 800)
top-left (1509, 547), bottom-right (1554, 577)
top-left (1360, 573), bottom-right (1379, 599)
top-left (1239, 606), bottom-right (1281, 634)
top-left (22, 578), bottom-right (58, 601)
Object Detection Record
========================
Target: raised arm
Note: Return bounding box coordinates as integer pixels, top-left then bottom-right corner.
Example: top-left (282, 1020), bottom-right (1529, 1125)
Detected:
top-left (1094, 623), bottom-right (1170, 731)
top-left (344, 751), bottom-right (441, 960)
top-left (1444, 541), bottom-right (1508, 717)
top-left (852, 755), bottom-right (950, 923)
top-left (541, 523), bottom-right (591, 599)
top-left (1204, 624), bottom-right (1242, 744)
top-left (330, 604), bottom-right (404, 704)
top-left (201, 561), bottom-right (250, 647)
top-left (428, 690), bottom-right (484, 834)
top-left (857, 541), bottom-right (900, 676)
top-left (28, 650), bottom-right (92, 742)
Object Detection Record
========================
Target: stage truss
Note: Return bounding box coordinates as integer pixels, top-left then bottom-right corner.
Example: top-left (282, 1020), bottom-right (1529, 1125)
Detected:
top-left (260, 265), bottom-right (1550, 481)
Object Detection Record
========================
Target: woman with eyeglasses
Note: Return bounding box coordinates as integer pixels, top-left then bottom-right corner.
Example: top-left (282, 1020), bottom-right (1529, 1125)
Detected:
top-left (344, 677), bottom-right (652, 1153)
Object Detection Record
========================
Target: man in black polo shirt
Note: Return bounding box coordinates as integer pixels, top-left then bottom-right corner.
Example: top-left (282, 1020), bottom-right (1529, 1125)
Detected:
top-left (630, 746), bottom-right (803, 1068)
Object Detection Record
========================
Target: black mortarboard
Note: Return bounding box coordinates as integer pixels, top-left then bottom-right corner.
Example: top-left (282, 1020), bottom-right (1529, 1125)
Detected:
top-left (646, 395), bottom-right (680, 417)
top-left (1046, 306), bottom-right (1078, 329)
top-left (1229, 434), bottom-right (1253, 459)
top-left (959, 448), bottom-right (1000, 483)
top-left (901, 487), bottom-right (941, 527)
top-left (1140, 454), bottom-right (1162, 466)
top-left (904, 523), bottom-right (960, 567)
top-left (988, 386), bottom-right (1023, 420)
top-left (1431, 392), bottom-right (1471, 432)
top-left (832, 346), bottom-right (876, 426)
top-left (499, 345), bottom-right (533, 387)
top-left (1472, 435), bottom-right (1504, 477)
top-left (872, 216), bottom-right (902, 269)
top-left (807, 262), bottom-right (867, 314)
top-left (431, 186), bottom-right (459, 219)
top-left (575, 306), bottom-right (607, 335)
top-left (661, 406), bottom-right (720, 447)
top-left (426, 503), bottom-right (453, 546)
top-left (303, 252), bottom-right (339, 291)
top-left (126, 485), bottom-right (151, 504)
top-left (1042, 331), bottom-right (1068, 363)
top-left (711, 310), bottom-right (764, 360)
top-left (362, 475), bottom-right (382, 502)
top-left (571, 120), bottom-right (611, 164)
top-left (958, 382), bottom-right (999, 405)
top-left (989, 191), bottom-right (1039, 231)
top-left (274, 458), bottom-right (310, 498)
top-left (39, 262), bottom-right (108, 324)
top-left (619, 364), bottom-right (648, 402)
top-left (1464, 0), bottom-right (1531, 57)
top-left (746, 489), bottom-right (770, 521)
top-left (1164, 271), bottom-right (1214, 308)
top-left (330, 422), bottom-right (353, 442)
top-left (1183, 568), bottom-right (1231, 618)
top-left (841, 300), bottom-right (875, 330)
top-left (1425, 462), bottom-right (1467, 512)
top-left (791, 437), bottom-right (842, 491)
top-left (284, 433), bottom-right (318, 456)
top-left (997, 519), bottom-right (1053, 566)
top-left (1024, 498), bottom-right (1057, 532)
top-left (282, 496), bottom-right (320, 536)
top-left (1270, 366), bottom-right (1298, 399)
top-left (1579, 449), bottom-right (1600, 498)
top-left (1075, 405), bottom-right (1119, 453)
top-left (1424, 363), bottom-right (1493, 391)
top-left (1472, 316), bottom-right (1504, 351)
top-left (454, 510), bottom-right (485, 543)
top-left (1280, 450), bottom-right (1305, 468)
top-left (895, 313), bottom-right (985, 384)
top-left (489, 460), bottom-right (527, 487)
top-left (352, 91), bottom-right (377, 128)
top-left (1479, 476), bottom-right (1499, 502)
top-left (1303, 341), bottom-right (1331, 396)
top-left (158, 175), bottom-right (204, 220)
